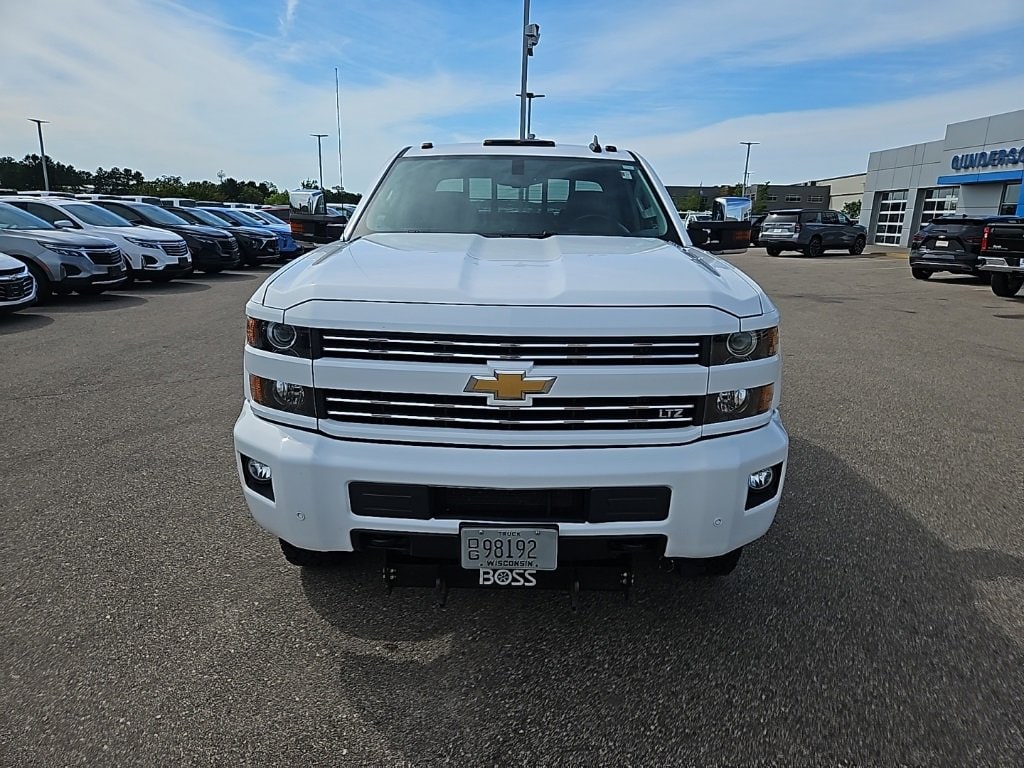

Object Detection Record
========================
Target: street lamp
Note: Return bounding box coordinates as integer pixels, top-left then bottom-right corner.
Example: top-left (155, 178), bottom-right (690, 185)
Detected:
top-left (28, 118), bottom-right (50, 191)
top-left (515, 92), bottom-right (545, 138)
top-left (740, 141), bottom-right (760, 199)
top-left (310, 133), bottom-right (328, 190)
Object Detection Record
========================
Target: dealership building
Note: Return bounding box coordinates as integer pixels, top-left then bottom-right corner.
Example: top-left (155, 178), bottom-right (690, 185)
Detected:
top-left (861, 108), bottom-right (1024, 247)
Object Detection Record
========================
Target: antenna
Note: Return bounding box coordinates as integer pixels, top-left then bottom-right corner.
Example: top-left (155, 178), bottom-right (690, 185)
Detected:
top-left (589, 135), bottom-right (602, 153)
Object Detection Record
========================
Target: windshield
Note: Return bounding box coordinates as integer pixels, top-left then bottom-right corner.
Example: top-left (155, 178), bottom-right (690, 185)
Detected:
top-left (198, 209), bottom-right (236, 226)
top-left (132, 203), bottom-right (189, 226)
top-left (351, 154), bottom-right (672, 239)
top-left (64, 203), bottom-right (134, 227)
top-left (185, 208), bottom-right (232, 227)
top-left (0, 202), bottom-right (56, 230)
top-left (227, 210), bottom-right (265, 225)
top-left (247, 211), bottom-right (279, 225)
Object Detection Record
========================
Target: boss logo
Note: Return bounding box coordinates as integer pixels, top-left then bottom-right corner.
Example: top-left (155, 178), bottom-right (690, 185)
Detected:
top-left (478, 568), bottom-right (537, 587)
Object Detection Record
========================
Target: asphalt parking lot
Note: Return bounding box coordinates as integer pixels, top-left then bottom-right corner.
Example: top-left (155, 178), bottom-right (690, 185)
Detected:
top-left (2, 248), bottom-right (1023, 767)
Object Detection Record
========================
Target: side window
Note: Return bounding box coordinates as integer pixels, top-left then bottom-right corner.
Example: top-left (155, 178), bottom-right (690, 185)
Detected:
top-left (821, 211), bottom-right (839, 225)
top-left (802, 211), bottom-right (820, 224)
top-left (26, 202), bottom-right (68, 225)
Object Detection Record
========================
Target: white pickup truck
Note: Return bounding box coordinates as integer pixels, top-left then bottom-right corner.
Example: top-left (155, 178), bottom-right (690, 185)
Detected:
top-left (233, 138), bottom-right (788, 600)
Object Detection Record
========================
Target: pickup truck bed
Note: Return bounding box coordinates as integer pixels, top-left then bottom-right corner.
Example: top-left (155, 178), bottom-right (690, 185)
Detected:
top-left (979, 222), bottom-right (1024, 297)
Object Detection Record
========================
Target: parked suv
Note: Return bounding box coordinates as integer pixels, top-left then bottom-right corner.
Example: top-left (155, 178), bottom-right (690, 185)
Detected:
top-left (167, 207), bottom-right (279, 266)
top-left (91, 200), bottom-right (240, 273)
top-left (0, 202), bottom-right (127, 300)
top-left (0, 251), bottom-right (37, 313)
top-left (908, 215), bottom-right (1023, 281)
top-left (1, 196), bottom-right (192, 284)
top-left (758, 209), bottom-right (866, 257)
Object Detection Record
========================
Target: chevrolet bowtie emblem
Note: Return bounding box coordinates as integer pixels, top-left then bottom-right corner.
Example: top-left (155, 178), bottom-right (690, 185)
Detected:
top-left (465, 370), bottom-right (556, 405)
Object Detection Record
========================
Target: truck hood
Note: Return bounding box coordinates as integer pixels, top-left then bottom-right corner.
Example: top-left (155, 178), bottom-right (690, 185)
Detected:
top-left (261, 233), bottom-right (765, 316)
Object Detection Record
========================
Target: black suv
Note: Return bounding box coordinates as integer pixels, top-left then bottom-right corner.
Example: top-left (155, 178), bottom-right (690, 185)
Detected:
top-left (758, 209), bottom-right (867, 257)
top-left (909, 214), bottom-right (1024, 281)
top-left (92, 200), bottom-right (240, 273)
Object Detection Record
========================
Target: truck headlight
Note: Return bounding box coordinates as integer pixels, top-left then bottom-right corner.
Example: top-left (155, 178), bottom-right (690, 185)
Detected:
top-left (704, 384), bottom-right (774, 423)
top-left (249, 375), bottom-right (316, 416)
top-left (246, 317), bottom-right (313, 357)
top-left (710, 327), bottom-right (779, 365)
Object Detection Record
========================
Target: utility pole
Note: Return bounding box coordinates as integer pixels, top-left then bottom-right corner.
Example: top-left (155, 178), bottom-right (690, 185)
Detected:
top-left (29, 118), bottom-right (50, 191)
top-left (311, 133), bottom-right (328, 190)
top-left (335, 67), bottom-right (344, 191)
top-left (740, 141), bottom-right (759, 198)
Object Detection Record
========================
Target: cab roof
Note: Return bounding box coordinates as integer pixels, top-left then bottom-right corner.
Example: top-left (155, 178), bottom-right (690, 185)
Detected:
top-left (403, 138), bottom-right (635, 161)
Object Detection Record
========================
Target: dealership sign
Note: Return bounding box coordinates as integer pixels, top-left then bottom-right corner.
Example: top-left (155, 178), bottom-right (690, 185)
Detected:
top-left (951, 146), bottom-right (1024, 171)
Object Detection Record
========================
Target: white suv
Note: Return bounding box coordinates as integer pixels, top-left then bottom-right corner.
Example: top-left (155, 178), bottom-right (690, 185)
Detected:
top-left (0, 251), bottom-right (36, 313)
top-left (233, 138), bottom-right (789, 597)
top-left (1, 197), bottom-right (192, 283)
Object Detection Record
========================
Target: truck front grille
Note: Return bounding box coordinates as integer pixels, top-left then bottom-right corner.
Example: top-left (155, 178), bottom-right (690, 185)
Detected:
top-left (317, 330), bottom-right (705, 365)
top-left (320, 389), bottom-right (702, 430)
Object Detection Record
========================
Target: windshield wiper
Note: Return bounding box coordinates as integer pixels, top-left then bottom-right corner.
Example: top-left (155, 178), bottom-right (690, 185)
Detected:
top-left (481, 231), bottom-right (557, 239)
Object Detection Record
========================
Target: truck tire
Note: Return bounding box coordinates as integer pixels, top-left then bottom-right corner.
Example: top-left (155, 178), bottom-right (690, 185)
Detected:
top-left (911, 268), bottom-right (932, 281)
top-left (279, 538), bottom-right (346, 568)
top-left (990, 273), bottom-right (1024, 297)
top-left (848, 236), bottom-right (866, 255)
top-left (672, 547), bottom-right (743, 577)
top-left (765, 245), bottom-right (782, 257)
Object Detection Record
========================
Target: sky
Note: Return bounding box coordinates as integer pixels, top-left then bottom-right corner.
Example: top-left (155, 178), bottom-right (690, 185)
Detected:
top-left (2, 0), bottom-right (1024, 194)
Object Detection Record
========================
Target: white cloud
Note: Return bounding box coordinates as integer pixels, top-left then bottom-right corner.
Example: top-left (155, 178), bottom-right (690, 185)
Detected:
top-left (280, 0), bottom-right (300, 34)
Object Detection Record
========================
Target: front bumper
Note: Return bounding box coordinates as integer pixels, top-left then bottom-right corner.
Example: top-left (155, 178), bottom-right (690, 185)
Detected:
top-left (190, 244), bottom-right (239, 269)
top-left (233, 403), bottom-right (789, 559)
top-left (0, 276), bottom-right (37, 312)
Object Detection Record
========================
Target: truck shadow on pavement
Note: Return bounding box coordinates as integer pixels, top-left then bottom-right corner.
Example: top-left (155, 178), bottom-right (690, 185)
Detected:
top-left (0, 312), bottom-right (54, 334)
top-left (38, 293), bottom-right (148, 314)
top-left (299, 436), bottom-right (1024, 766)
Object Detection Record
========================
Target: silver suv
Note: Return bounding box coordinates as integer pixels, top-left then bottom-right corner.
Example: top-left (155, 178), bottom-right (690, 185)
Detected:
top-left (0, 202), bottom-right (127, 300)
top-left (758, 209), bottom-right (867, 257)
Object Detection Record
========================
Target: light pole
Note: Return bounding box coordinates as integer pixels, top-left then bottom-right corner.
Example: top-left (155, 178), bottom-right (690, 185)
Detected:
top-left (311, 133), bottom-right (328, 190)
top-left (516, 92), bottom-right (545, 138)
top-left (29, 118), bottom-right (50, 191)
top-left (518, 0), bottom-right (540, 139)
top-left (740, 141), bottom-right (759, 199)
top-left (335, 67), bottom-right (344, 191)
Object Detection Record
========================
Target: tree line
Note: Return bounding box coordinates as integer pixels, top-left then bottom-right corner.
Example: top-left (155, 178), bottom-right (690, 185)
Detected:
top-left (0, 154), bottom-right (361, 205)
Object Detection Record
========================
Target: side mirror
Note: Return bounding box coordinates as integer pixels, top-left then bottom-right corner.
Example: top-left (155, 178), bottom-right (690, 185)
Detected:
top-left (54, 219), bottom-right (76, 229)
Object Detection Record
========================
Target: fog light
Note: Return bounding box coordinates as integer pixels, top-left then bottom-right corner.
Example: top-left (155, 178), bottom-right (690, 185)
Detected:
top-left (246, 458), bottom-right (272, 483)
top-left (748, 467), bottom-right (774, 491)
top-left (716, 389), bottom-right (749, 414)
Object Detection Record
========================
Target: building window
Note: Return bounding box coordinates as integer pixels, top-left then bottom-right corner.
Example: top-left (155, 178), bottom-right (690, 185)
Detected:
top-left (784, 194), bottom-right (801, 203)
top-left (1000, 182), bottom-right (1021, 215)
top-left (920, 187), bottom-right (959, 225)
top-left (766, 195), bottom-right (777, 202)
top-left (808, 195), bottom-right (824, 203)
top-left (874, 189), bottom-right (908, 246)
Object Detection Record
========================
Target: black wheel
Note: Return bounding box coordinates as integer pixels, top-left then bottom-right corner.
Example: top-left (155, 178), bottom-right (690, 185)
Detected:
top-left (199, 266), bottom-right (224, 274)
top-left (673, 548), bottom-right (743, 578)
top-left (279, 539), bottom-right (346, 568)
top-left (911, 268), bottom-right (932, 281)
top-left (804, 236), bottom-right (824, 257)
top-left (991, 272), bottom-right (1024, 297)
top-left (848, 236), bottom-right (865, 255)
top-left (150, 274), bottom-right (174, 283)
top-left (765, 245), bottom-right (782, 257)
top-left (120, 262), bottom-right (136, 288)
top-left (23, 261), bottom-right (52, 303)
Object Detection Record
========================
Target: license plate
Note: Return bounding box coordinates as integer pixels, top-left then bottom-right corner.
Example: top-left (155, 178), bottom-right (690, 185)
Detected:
top-left (460, 524), bottom-right (558, 571)
top-left (935, 240), bottom-right (948, 247)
